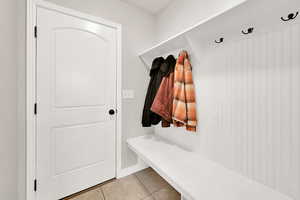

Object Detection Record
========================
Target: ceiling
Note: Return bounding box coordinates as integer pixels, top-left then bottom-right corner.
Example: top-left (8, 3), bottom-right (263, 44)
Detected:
top-left (121, 0), bottom-right (174, 15)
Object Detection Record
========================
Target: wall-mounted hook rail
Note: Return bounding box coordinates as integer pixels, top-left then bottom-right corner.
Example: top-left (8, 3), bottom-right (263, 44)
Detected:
top-left (242, 27), bottom-right (254, 35)
top-left (281, 11), bottom-right (298, 21)
top-left (139, 1), bottom-right (300, 71)
top-left (215, 38), bottom-right (224, 43)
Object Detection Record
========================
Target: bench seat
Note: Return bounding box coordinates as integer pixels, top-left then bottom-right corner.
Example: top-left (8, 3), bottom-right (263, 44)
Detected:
top-left (127, 135), bottom-right (292, 200)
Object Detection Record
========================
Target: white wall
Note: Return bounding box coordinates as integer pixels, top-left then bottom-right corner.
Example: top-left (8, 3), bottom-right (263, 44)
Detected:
top-left (156, 0), bottom-right (246, 41)
top-left (17, 0), bottom-right (26, 199)
top-left (45, 0), bottom-right (156, 169)
top-left (155, 8), bottom-right (300, 200)
top-left (0, 0), bottom-right (18, 199)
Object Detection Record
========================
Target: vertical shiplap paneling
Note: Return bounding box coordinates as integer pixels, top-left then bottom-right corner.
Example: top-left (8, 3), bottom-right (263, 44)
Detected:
top-left (290, 23), bottom-right (300, 200)
top-left (266, 30), bottom-right (277, 188)
top-left (155, 23), bottom-right (300, 200)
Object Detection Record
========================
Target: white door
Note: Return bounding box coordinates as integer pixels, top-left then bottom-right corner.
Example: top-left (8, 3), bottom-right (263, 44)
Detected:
top-left (36, 6), bottom-right (117, 200)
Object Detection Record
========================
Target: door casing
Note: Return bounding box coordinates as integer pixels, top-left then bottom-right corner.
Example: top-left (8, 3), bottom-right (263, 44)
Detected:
top-left (26, 1), bottom-right (122, 199)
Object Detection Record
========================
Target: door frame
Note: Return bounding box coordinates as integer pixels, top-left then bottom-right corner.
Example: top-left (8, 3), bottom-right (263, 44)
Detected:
top-left (26, 1), bottom-right (122, 199)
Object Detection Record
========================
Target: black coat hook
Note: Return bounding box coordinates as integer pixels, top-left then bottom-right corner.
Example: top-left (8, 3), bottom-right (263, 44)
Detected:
top-left (215, 38), bottom-right (224, 43)
top-left (242, 27), bottom-right (254, 35)
top-left (281, 12), bottom-right (298, 21)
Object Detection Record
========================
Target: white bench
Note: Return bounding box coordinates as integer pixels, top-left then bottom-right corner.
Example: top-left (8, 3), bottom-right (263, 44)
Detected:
top-left (127, 135), bottom-right (292, 200)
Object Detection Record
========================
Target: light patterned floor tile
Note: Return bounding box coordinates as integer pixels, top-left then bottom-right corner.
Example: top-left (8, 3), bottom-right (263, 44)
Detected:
top-left (135, 168), bottom-right (170, 193)
top-left (101, 175), bottom-right (150, 200)
top-left (143, 195), bottom-right (156, 200)
top-left (65, 187), bottom-right (104, 200)
top-left (152, 187), bottom-right (181, 200)
top-left (63, 168), bottom-right (179, 200)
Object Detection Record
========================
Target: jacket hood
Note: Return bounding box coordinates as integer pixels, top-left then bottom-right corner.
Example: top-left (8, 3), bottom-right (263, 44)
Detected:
top-left (150, 57), bottom-right (165, 77)
top-left (160, 55), bottom-right (176, 77)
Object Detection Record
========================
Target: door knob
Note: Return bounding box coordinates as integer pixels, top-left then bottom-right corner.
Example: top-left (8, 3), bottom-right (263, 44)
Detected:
top-left (109, 109), bottom-right (115, 115)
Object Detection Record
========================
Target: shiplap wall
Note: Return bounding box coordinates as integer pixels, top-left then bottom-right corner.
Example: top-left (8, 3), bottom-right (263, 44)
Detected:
top-left (155, 23), bottom-right (300, 199)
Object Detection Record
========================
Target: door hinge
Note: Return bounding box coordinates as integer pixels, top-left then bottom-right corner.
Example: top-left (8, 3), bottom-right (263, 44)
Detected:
top-left (34, 26), bottom-right (37, 38)
top-left (34, 103), bottom-right (37, 115)
top-left (34, 179), bottom-right (37, 192)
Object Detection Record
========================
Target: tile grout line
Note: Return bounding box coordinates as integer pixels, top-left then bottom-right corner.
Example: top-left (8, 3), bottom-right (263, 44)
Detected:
top-left (134, 169), bottom-right (179, 200)
top-left (134, 173), bottom-right (156, 200)
top-left (100, 186), bottom-right (106, 200)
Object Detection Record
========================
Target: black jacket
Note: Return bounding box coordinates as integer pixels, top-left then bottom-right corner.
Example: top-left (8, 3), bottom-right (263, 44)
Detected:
top-left (142, 55), bottom-right (176, 127)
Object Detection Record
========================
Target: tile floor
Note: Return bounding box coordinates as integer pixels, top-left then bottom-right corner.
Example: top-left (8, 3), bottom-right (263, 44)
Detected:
top-left (63, 168), bottom-right (181, 200)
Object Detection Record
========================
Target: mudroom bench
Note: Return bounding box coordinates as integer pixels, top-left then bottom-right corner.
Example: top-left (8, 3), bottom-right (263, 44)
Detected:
top-left (127, 135), bottom-right (292, 200)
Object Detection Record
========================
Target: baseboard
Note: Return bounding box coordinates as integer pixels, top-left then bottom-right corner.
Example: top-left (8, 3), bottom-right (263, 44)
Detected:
top-left (117, 158), bottom-right (149, 178)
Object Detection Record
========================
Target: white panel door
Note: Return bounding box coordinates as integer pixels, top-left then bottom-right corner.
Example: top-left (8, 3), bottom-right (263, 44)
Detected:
top-left (36, 7), bottom-right (117, 200)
